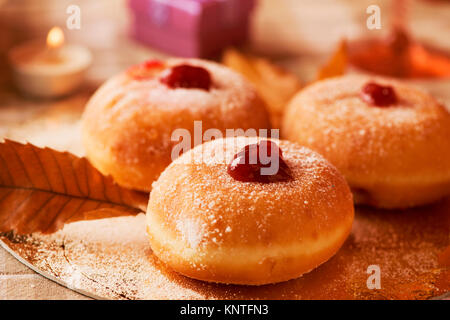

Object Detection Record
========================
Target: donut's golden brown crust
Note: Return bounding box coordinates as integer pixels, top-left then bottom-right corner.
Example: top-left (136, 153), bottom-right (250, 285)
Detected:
top-left (147, 137), bottom-right (354, 285)
top-left (282, 75), bottom-right (450, 208)
top-left (82, 59), bottom-right (271, 191)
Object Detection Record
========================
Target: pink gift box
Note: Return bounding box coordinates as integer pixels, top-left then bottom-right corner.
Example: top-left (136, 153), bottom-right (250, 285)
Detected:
top-left (128, 0), bottom-right (256, 58)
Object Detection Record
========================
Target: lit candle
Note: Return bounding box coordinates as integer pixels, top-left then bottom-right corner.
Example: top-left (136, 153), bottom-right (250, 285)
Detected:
top-left (46, 26), bottom-right (65, 62)
top-left (8, 27), bottom-right (92, 98)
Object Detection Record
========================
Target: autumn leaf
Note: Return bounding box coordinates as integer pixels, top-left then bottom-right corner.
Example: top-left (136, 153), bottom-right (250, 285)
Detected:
top-left (317, 40), bottom-right (348, 81)
top-left (222, 48), bottom-right (302, 128)
top-left (0, 139), bottom-right (148, 235)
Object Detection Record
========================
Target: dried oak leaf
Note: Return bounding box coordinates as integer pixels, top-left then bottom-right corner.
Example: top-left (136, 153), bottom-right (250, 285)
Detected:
top-left (0, 139), bottom-right (148, 235)
top-left (317, 40), bottom-right (348, 81)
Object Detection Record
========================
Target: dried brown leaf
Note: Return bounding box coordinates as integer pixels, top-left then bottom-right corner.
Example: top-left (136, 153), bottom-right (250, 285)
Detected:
top-left (0, 139), bottom-right (148, 235)
top-left (317, 40), bottom-right (348, 81)
top-left (222, 48), bottom-right (302, 128)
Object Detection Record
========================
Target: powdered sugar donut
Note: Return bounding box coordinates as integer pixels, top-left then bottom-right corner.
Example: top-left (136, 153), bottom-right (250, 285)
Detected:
top-left (282, 75), bottom-right (450, 208)
top-left (146, 137), bottom-right (354, 285)
top-left (82, 59), bottom-right (270, 191)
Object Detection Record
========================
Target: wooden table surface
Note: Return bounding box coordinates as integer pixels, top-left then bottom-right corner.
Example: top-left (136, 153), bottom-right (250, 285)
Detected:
top-left (1, 0), bottom-right (450, 300)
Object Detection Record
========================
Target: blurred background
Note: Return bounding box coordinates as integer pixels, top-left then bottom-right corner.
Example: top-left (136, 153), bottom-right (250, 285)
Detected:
top-left (1, 0), bottom-right (450, 84)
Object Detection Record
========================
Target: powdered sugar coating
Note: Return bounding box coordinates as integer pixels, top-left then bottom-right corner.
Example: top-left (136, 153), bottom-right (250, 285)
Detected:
top-left (147, 137), bottom-right (354, 284)
top-left (150, 137), bottom-right (352, 248)
top-left (82, 59), bottom-right (270, 191)
top-left (283, 75), bottom-right (450, 208)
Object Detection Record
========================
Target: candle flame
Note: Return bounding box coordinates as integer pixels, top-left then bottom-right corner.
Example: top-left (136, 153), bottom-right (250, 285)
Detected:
top-left (47, 27), bottom-right (64, 49)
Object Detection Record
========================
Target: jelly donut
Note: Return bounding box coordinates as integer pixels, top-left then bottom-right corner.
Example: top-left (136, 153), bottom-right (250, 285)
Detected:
top-left (282, 75), bottom-right (450, 209)
top-left (146, 137), bottom-right (354, 285)
top-left (82, 59), bottom-right (270, 191)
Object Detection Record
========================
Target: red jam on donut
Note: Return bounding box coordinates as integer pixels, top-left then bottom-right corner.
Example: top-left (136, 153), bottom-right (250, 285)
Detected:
top-left (360, 82), bottom-right (398, 107)
top-left (160, 64), bottom-right (211, 91)
top-left (127, 59), bottom-right (165, 80)
top-left (227, 141), bottom-right (292, 183)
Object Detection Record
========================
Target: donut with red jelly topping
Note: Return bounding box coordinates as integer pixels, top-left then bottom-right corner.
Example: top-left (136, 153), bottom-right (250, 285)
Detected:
top-left (82, 59), bottom-right (271, 191)
top-left (360, 82), bottom-right (397, 106)
top-left (282, 75), bottom-right (450, 208)
top-left (160, 64), bottom-right (212, 91)
top-left (146, 137), bottom-right (354, 285)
